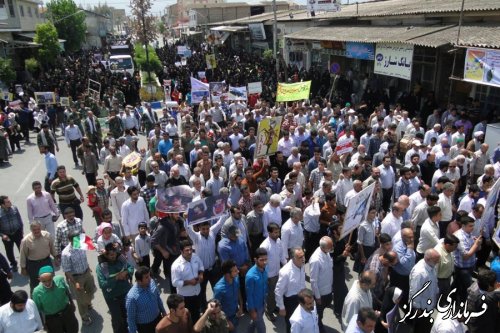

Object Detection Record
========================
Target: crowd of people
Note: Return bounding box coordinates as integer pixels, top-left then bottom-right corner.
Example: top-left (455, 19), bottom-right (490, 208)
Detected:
top-left (0, 37), bottom-right (499, 333)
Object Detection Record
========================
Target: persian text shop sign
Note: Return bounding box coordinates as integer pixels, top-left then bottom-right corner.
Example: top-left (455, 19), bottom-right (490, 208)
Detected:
top-left (374, 43), bottom-right (414, 80)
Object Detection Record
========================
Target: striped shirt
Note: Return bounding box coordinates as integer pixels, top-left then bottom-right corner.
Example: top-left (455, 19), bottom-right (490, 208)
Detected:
top-left (50, 176), bottom-right (79, 205)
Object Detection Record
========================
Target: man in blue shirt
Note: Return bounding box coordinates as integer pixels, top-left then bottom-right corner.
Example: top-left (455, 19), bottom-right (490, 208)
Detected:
top-left (40, 145), bottom-right (58, 192)
top-left (218, 225), bottom-right (250, 315)
top-left (157, 132), bottom-right (172, 161)
top-left (246, 248), bottom-right (268, 333)
top-left (213, 259), bottom-right (242, 329)
top-left (126, 266), bottom-right (166, 333)
top-left (390, 227), bottom-right (415, 305)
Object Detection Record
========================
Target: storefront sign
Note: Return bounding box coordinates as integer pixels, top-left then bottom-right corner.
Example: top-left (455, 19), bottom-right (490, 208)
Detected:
top-left (346, 42), bottom-right (374, 60)
top-left (464, 48), bottom-right (500, 88)
top-left (307, 0), bottom-right (340, 14)
top-left (374, 43), bottom-right (413, 80)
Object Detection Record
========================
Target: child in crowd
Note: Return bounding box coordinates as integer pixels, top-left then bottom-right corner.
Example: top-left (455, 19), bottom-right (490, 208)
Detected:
top-left (134, 222), bottom-right (151, 268)
top-left (95, 222), bottom-right (122, 255)
top-left (87, 186), bottom-right (103, 224)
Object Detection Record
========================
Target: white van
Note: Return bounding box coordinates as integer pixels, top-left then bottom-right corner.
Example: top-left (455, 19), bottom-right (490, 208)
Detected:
top-left (109, 55), bottom-right (135, 76)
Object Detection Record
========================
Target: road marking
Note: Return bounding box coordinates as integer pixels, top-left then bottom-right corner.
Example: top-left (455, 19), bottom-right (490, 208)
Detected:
top-left (16, 159), bottom-right (42, 194)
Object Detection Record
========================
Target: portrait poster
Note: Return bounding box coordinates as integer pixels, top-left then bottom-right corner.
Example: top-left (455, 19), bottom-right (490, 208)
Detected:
top-left (209, 82), bottom-right (227, 103)
top-left (340, 182), bottom-right (375, 239)
top-left (34, 92), bottom-right (56, 105)
top-left (187, 193), bottom-right (229, 226)
top-left (156, 185), bottom-right (194, 213)
top-left (59, 97), bottom-right (70, 106)
top-left (254, 116), bottom-right (283, 158)
top-left (464, 48), bottom-right (500, 87)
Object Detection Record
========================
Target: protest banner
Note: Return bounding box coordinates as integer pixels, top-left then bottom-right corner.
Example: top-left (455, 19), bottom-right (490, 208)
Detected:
top-left (247, 82), bottom-right (262, 94)
top-left (156, 185), bottom-right (194, 213)
top-left (476, 177), bottom-right (500, 236)
top-left (209, 82), bottom-right (227, 103)
top-left (336, 133), bottom-right (354, 155)
top-left (340, 182), bottom-right (375, 239)
top-left (34, 92), bottom-right (56, 105)
top-left (187, 193), bottom-right (229, 226)
top-left (464, 48), bottom-right (500, 88)
top-left (206, 54), bottom-right (217, 69)
top-left (228, 86), bottom-right (247, 101)
top-left (191, 77), bottom-right (210, 104)
top-left (276, 81), bottom-right (311, 102)
top-left (254, 116), bottom-right (282, 158)
top-left (493, 221), bottom-right (500, 249)
top-left (307, 0), bottom-right (340, 14)
top-left (177, 45), bottom-right (192, 57)
top-left (1, 90), bottom-right (13, 101)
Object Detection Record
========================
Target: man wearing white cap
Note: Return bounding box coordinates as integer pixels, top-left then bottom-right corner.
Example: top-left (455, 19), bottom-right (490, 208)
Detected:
top-left (466, 131), bottom-right (484, 152)
top-left (404, 139), bottom-right (421, 166)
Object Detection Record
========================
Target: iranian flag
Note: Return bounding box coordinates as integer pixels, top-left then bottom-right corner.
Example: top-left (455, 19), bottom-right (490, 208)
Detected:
top-left (72, 234), bottom-right (95, 250)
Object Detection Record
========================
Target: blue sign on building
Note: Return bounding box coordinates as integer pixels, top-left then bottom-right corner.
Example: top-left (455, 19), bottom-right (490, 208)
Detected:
top-left (346, 42), bottom-right (375, 60)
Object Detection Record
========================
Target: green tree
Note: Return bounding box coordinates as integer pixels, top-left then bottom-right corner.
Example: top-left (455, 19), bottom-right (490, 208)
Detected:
top-left (133, 43), bottom-right (161, 73)
top-left (47, 0), bottom-right (86, 52)
top-left (34, 22), bottom-right (60, 66)
top-left (0, 58), bottom-right (16, 85)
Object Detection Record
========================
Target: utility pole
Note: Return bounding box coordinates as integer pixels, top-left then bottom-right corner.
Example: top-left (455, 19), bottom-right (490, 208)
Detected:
top-left (272, 0), bottom-right (279, 81)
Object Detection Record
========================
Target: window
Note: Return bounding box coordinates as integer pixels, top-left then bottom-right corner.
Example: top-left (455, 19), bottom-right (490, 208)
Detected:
top-left (7, 0), bottom-right (14, 17)
top-left (19, 4), bottom-right (23, 16)
top-left (27, 6), bottom-right (31, 17)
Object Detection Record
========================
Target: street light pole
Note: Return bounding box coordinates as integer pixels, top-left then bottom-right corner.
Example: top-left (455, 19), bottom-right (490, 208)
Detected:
top-left (272, 0), bottom-right (279, 81)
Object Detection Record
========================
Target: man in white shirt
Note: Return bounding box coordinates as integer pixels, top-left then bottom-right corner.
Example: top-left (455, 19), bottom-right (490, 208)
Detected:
top-left (277, 132), bottom-right (295, 158)
top-left (416, 206), bottom-right (442, 259)
top-left (0, 290), bottom-right (43, 333)
top-left (186, 214), bottom-right (226, 309)
top-left (408, 184), bottom-right (430, 216)
top-left (380, 203), bottom-right (404, 238)
top-left (64, 119), bottom-right (83, 167)
top-left (120, 186), bottom-right (149, 238)
top-left (171, 240), bottom-right (204, 324)
top-left (110, 176), bottom-right (129, 223)
top-left (260, 222), bottom-right (287, 322)
top-left (309, 237), bottom-right (333, 333)
top-left (26, 181), bottom-right (59, 238)
top-left (275, 247), bottom-right (306, 333)
top-left (437, 182), bottom-right (455, 238)
top-left (344, 180), bottom-right (362, 207)
top-left (431, 311), bottom-right (467, 333)
top-left (289, 288), bottom-right (320, 333)
top-left (262, 195), bottom-right (282, 236)
top-left (409, 248), bottom-right (440, 332)
top-left (457, 184), bottom-right (480, 212)
top-left (341, 271), bottom-right (375, 330)
top-left (281, 208), bottom-right (304, 260)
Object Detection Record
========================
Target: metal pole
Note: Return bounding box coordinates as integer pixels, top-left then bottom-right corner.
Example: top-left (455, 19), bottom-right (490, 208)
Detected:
top-left (447, 0), bottom-right (465, 105)
top-left (141, 0), bottom-right (152, 100)
top-left (272, 0), bottom-right (279, 81)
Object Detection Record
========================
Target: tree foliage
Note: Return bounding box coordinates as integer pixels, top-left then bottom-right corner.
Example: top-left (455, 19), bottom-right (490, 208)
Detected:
top-left (134, 43), bottom-right (161, 73)
top-left (47, 0), bottom-right (86, 52)
top-left (34, 22), bottom-right (60, 66)
top-left (0, 58), bottom-right (16, 86)
top-left (129, 0), bottom-right (158, 45)
top-left (25, 57), bottom-right (40, 73)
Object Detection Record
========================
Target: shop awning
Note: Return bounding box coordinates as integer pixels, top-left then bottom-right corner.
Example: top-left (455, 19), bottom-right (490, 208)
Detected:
top-left (210, 25), bottom-right (248, 33)
top-left (16, 32), bottom-right (66, 44)
top-left (285, 25), bottom-right (456, 48)
top-left (410, 24), bottom-right (500, 49)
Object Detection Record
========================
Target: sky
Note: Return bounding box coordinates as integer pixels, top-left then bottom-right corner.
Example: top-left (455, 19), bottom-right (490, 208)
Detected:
top-left (72, 0), bottom-right (375, 17)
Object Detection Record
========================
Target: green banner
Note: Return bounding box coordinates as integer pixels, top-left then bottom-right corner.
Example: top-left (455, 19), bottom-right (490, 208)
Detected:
top-left (276, 81), bottom-right (311, 102)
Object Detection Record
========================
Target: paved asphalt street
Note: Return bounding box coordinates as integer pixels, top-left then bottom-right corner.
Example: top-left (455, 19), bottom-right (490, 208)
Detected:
top-left (0, 128), bottom-right (351, 333)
